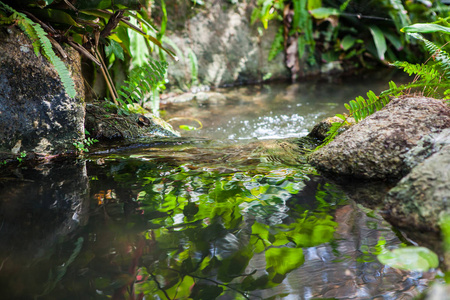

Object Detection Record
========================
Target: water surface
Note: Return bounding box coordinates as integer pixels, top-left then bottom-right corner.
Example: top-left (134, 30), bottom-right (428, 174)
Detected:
top-left (0, 71), bottom-right (435, 300)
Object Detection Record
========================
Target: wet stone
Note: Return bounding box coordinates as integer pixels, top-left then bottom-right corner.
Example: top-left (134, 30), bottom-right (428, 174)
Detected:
top-left (309, 96), bottom-right (450, 180)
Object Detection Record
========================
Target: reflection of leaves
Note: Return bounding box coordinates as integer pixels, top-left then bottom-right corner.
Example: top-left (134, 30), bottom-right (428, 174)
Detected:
top-left (190, 283), bottom-right (224, 300)
top-left (88, 158), bottom-right (346, 298)
top-left (183, 202), bottom-right (199, 220)
top-left (377, 246), bottom-right (439, 272)
top-left (265, 247), bottom-right (305, 276)
top-left (39, 237), bottom-right (84, 297)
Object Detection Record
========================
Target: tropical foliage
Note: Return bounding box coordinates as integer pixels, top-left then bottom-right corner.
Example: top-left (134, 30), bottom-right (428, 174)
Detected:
top-left (253, 0), bottom-right (448, 70)
top-left (0, 0), bottom-right (175, 112)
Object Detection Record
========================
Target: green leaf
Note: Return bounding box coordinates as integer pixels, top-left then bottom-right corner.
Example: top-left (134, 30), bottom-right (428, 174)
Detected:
top-left (384, 31), bottom-right (403, 51)
top-left (75, 0), bottom-right (142, 10)
top-left (26, 8), bottom-right (80, 27)
top-left (309, 7), bottom-right (340, 19)
top-left (105, 39), bottom-right (124, 60)
top-left (340, 35), bottom-right (356, 51)
top-left (335, 113), bottom-right (346, 121)
top-left (377, 246), bottom-right (439, 272)
top-left (179, 125), bottom-right (197, 131)
top-left (307, 0), bottom-right (322, 10)
top-left (369, 25), bottom-right (387, 61)
top-left (401, 23), bottom-right (450, 35)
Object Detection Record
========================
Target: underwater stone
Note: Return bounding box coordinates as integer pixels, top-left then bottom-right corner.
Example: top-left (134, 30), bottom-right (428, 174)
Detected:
top-left (308, 96), bottom-right (450, 179)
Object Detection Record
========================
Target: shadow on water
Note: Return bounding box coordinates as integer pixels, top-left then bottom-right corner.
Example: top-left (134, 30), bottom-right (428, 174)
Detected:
top-left (0, 71), bottom-right (436, 300)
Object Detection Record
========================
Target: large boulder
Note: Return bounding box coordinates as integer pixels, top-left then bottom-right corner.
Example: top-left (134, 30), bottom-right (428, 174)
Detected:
top-left (160, 0), bottom-right (290, 89)
top-left (0, 27), bottom-right (85, 159)
top-left (308, 96), bottom-right (450, 180)
top-left (384, 131), bottom-right (450, 231)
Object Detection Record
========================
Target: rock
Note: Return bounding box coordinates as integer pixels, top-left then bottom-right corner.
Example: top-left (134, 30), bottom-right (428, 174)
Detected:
top-left (85, 104), bottom-right (180, 140)
top-left (403, 128), bottom-right (450, 170)
top-left (0, 27), bottom-right (85, 159)
top-left (308, 116), bottom-right (355, 141)
top-left (424, 283), bottom-right (450, 300)
top-left (161, 93), bottom-right (196, 104)
top-left (308, 96), bottom-right (450, 179)
top-left (194, 92), bottom-right (227, 104)
top-left (159, 0), bottom-right (290, 89)
top-left (384, 144), bottom-right (450, 231)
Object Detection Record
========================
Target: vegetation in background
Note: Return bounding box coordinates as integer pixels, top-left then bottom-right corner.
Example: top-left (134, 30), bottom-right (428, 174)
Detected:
top-left (317, 20), bottom-right (450, 148)
top-left (253, 0), bottom-right (448, 70)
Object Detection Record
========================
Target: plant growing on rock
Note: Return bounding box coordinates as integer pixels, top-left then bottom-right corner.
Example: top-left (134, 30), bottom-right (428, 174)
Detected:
top-left (318, 21), bottom-right (450, 148)
top-left (0, 0), bottom-right (176, 111)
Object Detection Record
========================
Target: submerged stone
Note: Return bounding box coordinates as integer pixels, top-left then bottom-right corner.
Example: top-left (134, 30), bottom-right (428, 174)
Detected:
top-left (308, 96), bottom-right (450, 180)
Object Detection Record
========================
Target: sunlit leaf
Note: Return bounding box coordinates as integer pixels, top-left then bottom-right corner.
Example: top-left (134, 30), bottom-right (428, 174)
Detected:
top-left (377, 246), bottom-right (439, 272)
top-left (105, 39), bottom-right (124, 60)
top-left (162, 275), bottom-right (195, 299)
top-left (309, 7), bottom-right (340, 19)
top-left (401, 23), bottom-right (450, 34)
top-left (307, 0), bottom-right (322, 10)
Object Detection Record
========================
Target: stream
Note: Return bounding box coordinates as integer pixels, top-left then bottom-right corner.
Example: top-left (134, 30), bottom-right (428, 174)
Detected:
top-left (0, 71), bottom-right (438, 299)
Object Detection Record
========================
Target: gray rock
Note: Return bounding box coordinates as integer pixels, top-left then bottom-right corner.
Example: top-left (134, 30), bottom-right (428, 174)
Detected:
top-left (403, 128), bottom-right (450, 170)
top-left (384, 144), bottom-right (450, 231)
top-left (308, 96), bottom-right (450, 179)
top-left (194, 92), bottom-right (227, 104)
top-left (85, 104), bottom-right (180, 140)
top-left (0, 27), bottom-right (85, 159)
top-left (308, 116), bottom-right (355, 141)
top-left (161, 0), bottom-right (290, 89)
top-left (424, 283), bottom-right (450, 300)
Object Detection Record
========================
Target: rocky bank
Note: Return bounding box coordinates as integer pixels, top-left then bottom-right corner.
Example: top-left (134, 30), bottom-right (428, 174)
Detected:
top-left (308, 96), bottom-right (450, 231)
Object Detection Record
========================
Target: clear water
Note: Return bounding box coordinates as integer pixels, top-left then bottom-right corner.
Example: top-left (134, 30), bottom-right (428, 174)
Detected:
top-left (0, 71), bottom-right (436, 300)
top-left (162, 70), bottom-right (407, 140)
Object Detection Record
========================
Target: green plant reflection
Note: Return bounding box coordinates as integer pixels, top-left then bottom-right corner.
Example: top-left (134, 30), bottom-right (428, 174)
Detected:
top-left (85, 157), bottom-right (346, 299)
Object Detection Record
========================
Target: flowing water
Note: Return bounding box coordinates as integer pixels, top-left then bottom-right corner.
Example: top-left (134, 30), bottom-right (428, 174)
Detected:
top-left (0, 71), bottom-right (438, 300)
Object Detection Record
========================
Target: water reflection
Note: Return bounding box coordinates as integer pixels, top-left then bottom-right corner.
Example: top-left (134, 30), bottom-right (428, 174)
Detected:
top-left (0, 153), bottom-right (435, 299)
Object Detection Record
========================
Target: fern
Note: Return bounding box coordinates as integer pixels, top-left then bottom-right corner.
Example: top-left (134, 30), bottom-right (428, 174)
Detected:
top-left (187, 48), bottom-right (198, 87)
top-left (318, 80), bottom-right (450, 148)
top-left (318, 33), bottom-right (450, 148)
top-left (409, 33), bottom-right (450, 79)
top-left (0, 1), bottom-right (77, 98)
top-left (117, 59), bottom-right (168, 107)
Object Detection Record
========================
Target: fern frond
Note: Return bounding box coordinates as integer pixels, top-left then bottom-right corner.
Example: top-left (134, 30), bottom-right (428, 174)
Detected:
top-left (409, 33), bottom-right (450, 79)
top-left (392, 61), bottom-right (442, 82)
top-left (344, 88), bottom-right (394, 123)
top-left (117, 59), bottom-right (168, 106)
top-left (0, 1), bottom-right (77, 98)
top-left (16, 19), bottom-right (41, 56)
